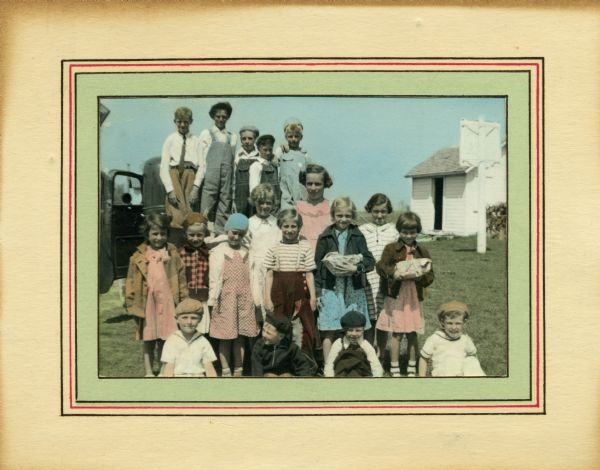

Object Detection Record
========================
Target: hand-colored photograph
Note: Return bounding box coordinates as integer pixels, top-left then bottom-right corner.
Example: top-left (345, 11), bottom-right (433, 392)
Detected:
top-left (63, 59), bottom-right (542, 415)
top-left (99, 95), bottom-right (507, 381)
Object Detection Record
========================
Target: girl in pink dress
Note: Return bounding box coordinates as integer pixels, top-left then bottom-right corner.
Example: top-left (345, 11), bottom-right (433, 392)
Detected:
top-left (208, 213), bottom-right (258, 377)
top-left (295, 163), bottom-right (334, 255)
top-left (125, 213), bottom-right (188, 377)
top-left (375, 212), bottom-right (434, 377)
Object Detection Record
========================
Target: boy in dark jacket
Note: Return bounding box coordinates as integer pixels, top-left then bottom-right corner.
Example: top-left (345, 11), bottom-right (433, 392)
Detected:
top-left (251, 314), bottom-right (317, 377)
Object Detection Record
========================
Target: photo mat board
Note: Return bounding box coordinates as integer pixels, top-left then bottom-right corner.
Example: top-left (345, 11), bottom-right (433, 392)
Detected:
top-left (61, 58), bottom-right (544, 416)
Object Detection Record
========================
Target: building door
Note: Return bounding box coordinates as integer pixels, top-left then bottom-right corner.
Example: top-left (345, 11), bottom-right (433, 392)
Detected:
top-left (433, 177), bottom-right (444, 230)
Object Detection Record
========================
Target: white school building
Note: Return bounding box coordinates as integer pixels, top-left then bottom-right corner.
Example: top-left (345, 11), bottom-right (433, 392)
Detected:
top-left (405, 119), bottom-right (506, 236)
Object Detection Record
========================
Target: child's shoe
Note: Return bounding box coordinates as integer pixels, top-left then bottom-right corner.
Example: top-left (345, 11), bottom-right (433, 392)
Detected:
top-left (407, 360), bottom-right (417, 377)
top-left (221, 368), bottom-right (232, 378)
top-left (233, 366), bottom-right (243, 377)
top-left (390, 362), bottom-right (401, 378)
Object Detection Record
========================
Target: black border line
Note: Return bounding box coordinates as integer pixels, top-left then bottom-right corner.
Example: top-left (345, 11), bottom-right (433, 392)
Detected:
top-left (60, 62), bottom-right (65, 416)
top-left (61, 58), bottom-right (544, 416)
top-left (64, 56), bottom-right (545, 62)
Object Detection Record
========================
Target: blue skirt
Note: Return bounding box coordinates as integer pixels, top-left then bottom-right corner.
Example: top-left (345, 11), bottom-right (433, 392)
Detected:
top-left (317, 276), bottom-right (371, 331)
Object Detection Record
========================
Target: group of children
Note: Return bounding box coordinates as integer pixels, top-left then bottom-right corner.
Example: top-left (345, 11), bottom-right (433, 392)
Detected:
top-left (159, 104), bottom-right (310, 236)
top-left (124, 104), bottom-right (486, 378)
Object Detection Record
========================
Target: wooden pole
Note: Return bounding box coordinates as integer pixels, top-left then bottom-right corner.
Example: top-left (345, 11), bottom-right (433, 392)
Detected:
top-left (477, 117), bottom-right (487, 254)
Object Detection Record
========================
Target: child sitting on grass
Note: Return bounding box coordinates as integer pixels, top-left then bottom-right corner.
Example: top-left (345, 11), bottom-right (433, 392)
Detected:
top-left (251, 314), bottom-right (318, 377)
top-left (160, 298), bottom-right (217, 377)
top-left (419, 300), bottom-right (486, 377)
top-left (324, 311), bottom-right (383, 378)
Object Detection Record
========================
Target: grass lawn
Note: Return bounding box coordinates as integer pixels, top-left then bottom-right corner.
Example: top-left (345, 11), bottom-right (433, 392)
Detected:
top-left (99, 280), bottom-right (145, 377)
top-left (419, 236), bottom-right (507, 376)
top-left (99, 235), bottom-right (507, 377)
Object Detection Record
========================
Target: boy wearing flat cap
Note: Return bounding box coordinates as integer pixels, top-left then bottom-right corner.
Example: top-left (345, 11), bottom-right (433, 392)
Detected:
top-left (418, 300), bottom-right (486, 377)
top-left (251, 314), bottom-right (318, 377)
top-left (160, 298), bottom-right (217, 377)
top-left (324, 311), bottom-right (383, 377)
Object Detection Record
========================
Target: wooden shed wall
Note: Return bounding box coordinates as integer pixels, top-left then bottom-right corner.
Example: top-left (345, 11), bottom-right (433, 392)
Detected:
top-left (410, 178), bottom-right (434, 231)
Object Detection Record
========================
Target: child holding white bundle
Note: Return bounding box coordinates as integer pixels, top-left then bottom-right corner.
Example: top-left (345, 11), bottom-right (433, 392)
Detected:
top-left (275, 118), bottom-right (310, 209)
top-left (315, 197), bottom-right (375, 361)
top-left (208, 213), bottom-right (259, 377)
top-left (419, 301), bottom-right (485, 377)
top-left (161, 298), bottom-right (217, 378)
top-left (376, 211), bottom-right (434, 377)
top-left (125, 213), bottom-right (188, 377)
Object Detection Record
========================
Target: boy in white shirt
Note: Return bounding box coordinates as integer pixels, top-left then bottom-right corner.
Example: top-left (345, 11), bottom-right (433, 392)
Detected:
top-left (160, 298), bottom-right (217, 377)
top-left (159, 107), bottom-right (200, 229)
top-left (419, 300), bottom-right (485, 377)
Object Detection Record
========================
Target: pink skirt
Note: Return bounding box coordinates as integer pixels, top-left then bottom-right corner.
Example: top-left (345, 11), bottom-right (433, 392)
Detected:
top-left (375, 280), bottom-right (422, 333)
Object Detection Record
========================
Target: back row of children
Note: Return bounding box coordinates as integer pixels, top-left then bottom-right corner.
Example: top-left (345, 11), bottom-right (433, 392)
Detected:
top-left (125, 167), bottom-right (486, 378)
top-left (160, 104), bottom-right (309, 236)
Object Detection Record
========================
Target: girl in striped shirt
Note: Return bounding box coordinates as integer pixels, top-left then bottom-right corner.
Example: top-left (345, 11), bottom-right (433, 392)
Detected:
top-left (263, 209), bottom-right (319, 358)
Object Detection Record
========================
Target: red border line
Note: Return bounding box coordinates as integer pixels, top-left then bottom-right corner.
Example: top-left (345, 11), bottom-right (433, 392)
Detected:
top-left (71, 403), bottom-right (538, 410)
top-left (69, 61), bottom-right (541, 69)
top-left (68, 66), bottom-right (74, 410)
top-left (67, 60), bottom-right (542, 412)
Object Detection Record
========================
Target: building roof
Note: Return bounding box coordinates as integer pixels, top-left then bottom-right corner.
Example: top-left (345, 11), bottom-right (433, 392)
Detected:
top-left (405, 146), bottom-right (472, 178)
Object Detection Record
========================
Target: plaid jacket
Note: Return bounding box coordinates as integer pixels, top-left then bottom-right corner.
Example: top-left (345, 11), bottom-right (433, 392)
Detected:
top-left (179, 243), bottom-right (209, 300)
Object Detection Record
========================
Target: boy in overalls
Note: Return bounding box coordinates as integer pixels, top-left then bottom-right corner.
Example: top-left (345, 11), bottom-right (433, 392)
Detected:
top-left (234, 125), bottom-right (260, 216)
top-left (194, 102), bottom-right (238, 235)
top-left (274, 118), bottom-right (311, 209)
top-left (249, 134), bottom-right (281, 215)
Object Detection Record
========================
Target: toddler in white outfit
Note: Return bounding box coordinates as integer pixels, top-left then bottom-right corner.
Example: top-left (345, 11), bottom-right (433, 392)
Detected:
top-left (419, 300), bottom-right (485, 377)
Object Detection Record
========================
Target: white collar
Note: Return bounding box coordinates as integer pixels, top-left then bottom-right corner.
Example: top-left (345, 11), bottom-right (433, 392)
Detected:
top-left (174, 329), bottom-right (203, 343)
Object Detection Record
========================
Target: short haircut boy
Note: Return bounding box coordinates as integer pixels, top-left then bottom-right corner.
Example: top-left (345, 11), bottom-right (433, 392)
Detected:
top-left (250, 183), bottom-right (276, 206)
top-left (239, 125), bottom-right (259, 138)
top-left (209, 101), bottom-right (232, 118)
top-left (437, 300), bottom-right (470, 322)
top-left (256, 134), bottom-right (275, 148)
top-left (182, 212), bottom-right (210, 234)
top-left (174, 107), bottom-right (193, 122)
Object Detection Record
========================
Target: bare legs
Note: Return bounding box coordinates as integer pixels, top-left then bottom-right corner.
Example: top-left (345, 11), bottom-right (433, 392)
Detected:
top-left (218, 337), bottom-right (246, 376)
top-left (321, 331), bottom-right (337, 362)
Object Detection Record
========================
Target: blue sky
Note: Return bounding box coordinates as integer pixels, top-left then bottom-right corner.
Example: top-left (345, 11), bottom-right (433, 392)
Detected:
top-left (100, 97), bottom-right (505, 208)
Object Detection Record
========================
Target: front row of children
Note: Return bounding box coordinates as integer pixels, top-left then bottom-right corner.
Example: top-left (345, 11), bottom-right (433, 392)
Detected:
top-left (125, 189), bottom-right (485, 378)
top-left (158, 295), bottom-right (484, 378)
